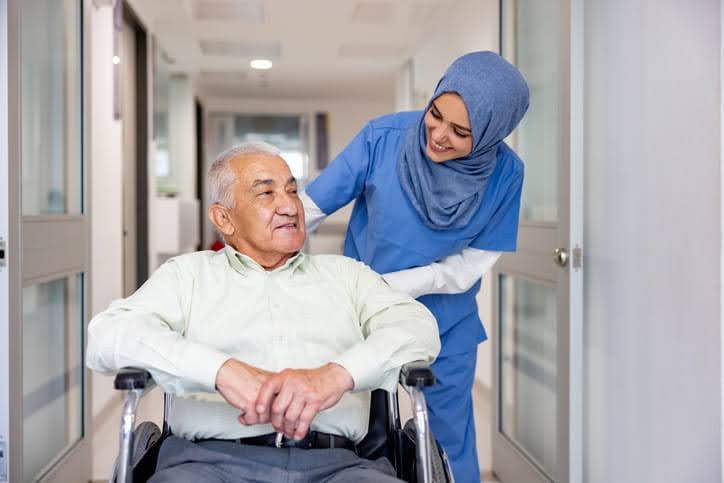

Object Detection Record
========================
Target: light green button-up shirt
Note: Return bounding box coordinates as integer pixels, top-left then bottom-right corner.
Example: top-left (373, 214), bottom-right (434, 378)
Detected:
top-left (87, 246), bottom-right (440, 442)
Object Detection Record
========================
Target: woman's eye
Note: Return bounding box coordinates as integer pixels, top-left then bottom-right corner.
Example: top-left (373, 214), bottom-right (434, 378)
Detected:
top-left (430, 108), bottom-right (442, 120)
top-left (454, 129), bottom-right (471, 138)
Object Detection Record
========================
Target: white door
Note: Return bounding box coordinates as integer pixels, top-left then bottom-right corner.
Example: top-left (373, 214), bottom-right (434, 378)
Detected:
top-left (0, 1), bottom-right (91, 481)
top-left (491, 0), bottom-right (583, 482)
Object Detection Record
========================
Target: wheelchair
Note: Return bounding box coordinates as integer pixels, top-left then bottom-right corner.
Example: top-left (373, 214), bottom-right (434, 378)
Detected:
top-left (110, 361), bottom-right (454, 483)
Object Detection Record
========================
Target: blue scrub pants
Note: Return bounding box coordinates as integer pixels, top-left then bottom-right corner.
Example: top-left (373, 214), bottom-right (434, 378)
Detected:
top-left (424, 350), bottom-right (480, 483)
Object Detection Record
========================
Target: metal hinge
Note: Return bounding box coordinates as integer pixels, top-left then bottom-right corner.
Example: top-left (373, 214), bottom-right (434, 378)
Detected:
top-left (572, 245), bottom-right (583, 270)
top-left (0, 238), bottom-right (5, 271)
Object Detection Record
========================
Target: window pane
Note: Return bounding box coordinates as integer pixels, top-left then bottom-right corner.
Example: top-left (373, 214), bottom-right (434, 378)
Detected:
top-left (210, 113), bottom-right (309, 182)
top-left (21, 0), bottom-right (82, 215)
top-left (502, 0), bottom-right (561, 222)
top-left (154, 46), bottom-right (171, 183)
top-left (23, 274), bottom-right (84, 482)
top-left (499, 274), bottom-right (558, 480)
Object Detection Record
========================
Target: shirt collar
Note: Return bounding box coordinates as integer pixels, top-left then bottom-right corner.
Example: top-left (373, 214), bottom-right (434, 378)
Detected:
top-left (223, 244), bottom-right (307, 276)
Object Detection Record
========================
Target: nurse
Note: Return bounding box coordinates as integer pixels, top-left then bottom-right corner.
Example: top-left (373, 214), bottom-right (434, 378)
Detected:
top-left (301, 51), bottom-right (529, 482)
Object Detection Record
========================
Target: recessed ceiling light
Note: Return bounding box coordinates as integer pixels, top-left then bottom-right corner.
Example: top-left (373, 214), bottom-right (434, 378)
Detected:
top-left (250, 59), bottom-right (273, 70)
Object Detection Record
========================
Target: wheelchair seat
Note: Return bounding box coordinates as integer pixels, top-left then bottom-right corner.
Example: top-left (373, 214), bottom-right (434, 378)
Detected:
top-left (111, 362), bottom-right (453, 483)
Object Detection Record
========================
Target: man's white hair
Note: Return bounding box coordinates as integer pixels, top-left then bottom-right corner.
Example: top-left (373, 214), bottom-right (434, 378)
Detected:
top-left (207, 141), bottom-right (281, 208)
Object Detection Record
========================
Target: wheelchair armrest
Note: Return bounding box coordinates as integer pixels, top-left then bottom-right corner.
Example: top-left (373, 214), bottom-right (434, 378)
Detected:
top-left (399, 361), bottom-right (435, 388)
top-left (114, 367), bottom-right (154, 391)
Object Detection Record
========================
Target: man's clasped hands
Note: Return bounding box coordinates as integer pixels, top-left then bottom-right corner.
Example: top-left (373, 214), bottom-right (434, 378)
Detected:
top-left (214, 359), bottom-right (355, 441)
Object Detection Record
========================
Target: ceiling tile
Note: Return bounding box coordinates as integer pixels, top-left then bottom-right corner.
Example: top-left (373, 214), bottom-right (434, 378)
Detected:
top-left (350, 1), bottom-right (396, 24)
top-left (199, 40), bottom-right (281, 58)
top-left (192, 0), bottom-right (265, 22)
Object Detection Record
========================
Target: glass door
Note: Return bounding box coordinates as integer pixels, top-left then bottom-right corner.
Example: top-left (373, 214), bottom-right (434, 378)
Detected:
top-left (0, 0), bottom-right (91, 481)
top-left (492, 0), bottom-right (583, 482)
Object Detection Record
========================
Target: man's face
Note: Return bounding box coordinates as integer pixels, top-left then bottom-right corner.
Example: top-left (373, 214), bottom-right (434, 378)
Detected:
top-left (211, 153), bottom-right (306, 268)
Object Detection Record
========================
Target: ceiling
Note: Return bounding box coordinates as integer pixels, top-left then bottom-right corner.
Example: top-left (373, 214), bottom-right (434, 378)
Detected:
top-left (126, 0), bottom-right (457, 101)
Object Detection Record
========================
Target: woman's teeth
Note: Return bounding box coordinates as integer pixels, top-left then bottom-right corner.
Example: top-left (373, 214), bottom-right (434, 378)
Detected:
top-left (431, 140), bottom-right (450, 152)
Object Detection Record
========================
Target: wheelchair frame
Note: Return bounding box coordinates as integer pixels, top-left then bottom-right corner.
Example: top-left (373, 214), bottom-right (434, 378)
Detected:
top-left (112, 361), bottom-right (452, 483)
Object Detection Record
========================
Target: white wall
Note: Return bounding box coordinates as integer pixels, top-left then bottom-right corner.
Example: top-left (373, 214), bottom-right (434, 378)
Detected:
top-left (584, 1), bottom-right (721, 481)
top-left (89, 6), bottom-right (163, 480)
top-left (403, 0), bottom-right (499, 109)
top-left (89, 5), bottom-right (123, 479)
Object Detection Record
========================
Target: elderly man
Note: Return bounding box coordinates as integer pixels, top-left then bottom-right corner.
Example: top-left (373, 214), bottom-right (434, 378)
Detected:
top-left (86, 142), bottom-right (440, 483)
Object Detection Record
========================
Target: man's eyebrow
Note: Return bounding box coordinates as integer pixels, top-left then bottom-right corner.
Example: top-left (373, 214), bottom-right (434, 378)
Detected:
top-left (286, 176), bottom-right (297, 185)
top-left (431, 101), bottom-right (472, 133)
top-left (251, 179), bottom-right (274, 188)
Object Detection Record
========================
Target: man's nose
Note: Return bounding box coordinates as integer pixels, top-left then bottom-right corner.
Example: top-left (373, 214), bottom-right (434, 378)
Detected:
top-left (276, 192), bottom-right (298, 216)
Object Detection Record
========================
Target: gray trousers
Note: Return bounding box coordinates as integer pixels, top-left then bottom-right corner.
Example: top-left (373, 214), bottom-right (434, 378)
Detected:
top-left (148, 436), bottom-right (404, 483)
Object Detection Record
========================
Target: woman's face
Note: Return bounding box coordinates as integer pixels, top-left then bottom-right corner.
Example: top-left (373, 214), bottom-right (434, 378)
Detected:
top-left (424, 92), bottom-right (473, 163)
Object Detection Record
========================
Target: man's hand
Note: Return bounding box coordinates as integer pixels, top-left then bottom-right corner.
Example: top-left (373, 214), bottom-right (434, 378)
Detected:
top-left (215, 359), bottom-right (275, 426)
top-left (255, 363), bottom-right (354, 440)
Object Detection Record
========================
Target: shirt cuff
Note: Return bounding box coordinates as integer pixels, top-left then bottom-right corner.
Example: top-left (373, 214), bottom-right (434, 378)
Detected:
top-left (331, 344), bottom-right (386, 392)
top-left (382, 265), bottom-right (434, 299)
top-left (178, 344), bottom-right (231, 392)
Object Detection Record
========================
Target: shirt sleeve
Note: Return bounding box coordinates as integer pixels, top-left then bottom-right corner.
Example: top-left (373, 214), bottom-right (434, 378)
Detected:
top-left (382, 247), bottom-right (502, 298)
top-left (470, 166), bottom-right (524, 251)
top-left (304, 122), bottom-right (374, 216)
top-left (85, 259), bottom-right (231, 396)
top-left (331, 260), bottom-right (441, 392)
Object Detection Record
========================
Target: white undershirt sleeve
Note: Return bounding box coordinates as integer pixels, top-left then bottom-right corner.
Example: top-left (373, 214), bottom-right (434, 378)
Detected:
top-left (302, 190), bottom-right (501, 299)
top-left (301, 190), bottom-right (327, 234)
top-left (382, 247), bottom-right (502, 299)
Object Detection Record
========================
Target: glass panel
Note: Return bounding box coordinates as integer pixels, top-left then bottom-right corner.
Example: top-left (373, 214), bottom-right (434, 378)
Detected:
top-left (499, 274), bottom-right (558, 480)
top-left (21, 0), bottom-right (82, 215)
top-left (209, 113), bottom-right (309, 182)
top-left (154, 45), bottom-right (172, 190)
top-left (22, 274), bottom-right (84, 482)
top-left (502, 0), bottom-right (560, 222)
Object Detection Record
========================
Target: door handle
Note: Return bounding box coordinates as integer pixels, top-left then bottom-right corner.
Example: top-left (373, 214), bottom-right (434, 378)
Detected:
top-left (554, 248), bottom-right (569, 267)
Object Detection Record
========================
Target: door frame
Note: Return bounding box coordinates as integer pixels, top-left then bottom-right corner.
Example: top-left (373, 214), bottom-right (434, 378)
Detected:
top-left (1, 1), bottom-right (93, 481)
top-left (491, 0), bottom-right (584, 481)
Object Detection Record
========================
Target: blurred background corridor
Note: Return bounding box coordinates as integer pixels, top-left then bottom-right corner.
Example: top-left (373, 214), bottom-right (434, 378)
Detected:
top-left (0, 1), bottom-right (722, 482)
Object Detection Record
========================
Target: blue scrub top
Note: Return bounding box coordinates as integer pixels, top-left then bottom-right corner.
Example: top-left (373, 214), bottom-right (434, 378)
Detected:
top-left (305, 112), bottom-right (524, 356)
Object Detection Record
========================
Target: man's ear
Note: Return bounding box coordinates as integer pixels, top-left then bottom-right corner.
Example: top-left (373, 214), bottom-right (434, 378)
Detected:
top-left (208, 204), bottom-right (235, 236)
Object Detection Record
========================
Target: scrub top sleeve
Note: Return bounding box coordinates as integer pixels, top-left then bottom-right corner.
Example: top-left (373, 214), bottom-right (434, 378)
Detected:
top-left (304, 123), bottom-right (373, 215)
top-left (470, 168), bottom-right (524, 252)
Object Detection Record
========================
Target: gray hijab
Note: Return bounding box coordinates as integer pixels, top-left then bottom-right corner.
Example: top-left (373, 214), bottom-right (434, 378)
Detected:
top-left (397, 51), bottom-right (530, 230)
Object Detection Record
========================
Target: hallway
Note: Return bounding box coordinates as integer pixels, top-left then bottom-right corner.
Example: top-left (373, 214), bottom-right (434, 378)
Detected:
top-left (0, 1), bottom-right (723, 482)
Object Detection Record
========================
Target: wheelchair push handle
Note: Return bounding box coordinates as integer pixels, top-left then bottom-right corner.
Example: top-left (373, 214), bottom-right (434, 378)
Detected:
top-left (399, 361), bottom-right (435, 387)
top-left (114, 367), bottom-right (154, 391)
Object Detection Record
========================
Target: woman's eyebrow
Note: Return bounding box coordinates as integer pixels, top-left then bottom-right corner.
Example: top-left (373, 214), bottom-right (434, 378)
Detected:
top-left (431, 101), bottom-right (472, 133)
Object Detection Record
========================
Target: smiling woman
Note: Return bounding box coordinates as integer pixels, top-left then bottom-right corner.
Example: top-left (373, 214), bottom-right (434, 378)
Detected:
top-left (302, 51), bottom-right (530, 483)
top-left (424, 93), bottom-right (474, 163)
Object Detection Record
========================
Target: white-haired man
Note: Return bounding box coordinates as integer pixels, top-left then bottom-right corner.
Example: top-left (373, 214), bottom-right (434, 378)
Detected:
top-left (86, 142), bottom-right (440, 482)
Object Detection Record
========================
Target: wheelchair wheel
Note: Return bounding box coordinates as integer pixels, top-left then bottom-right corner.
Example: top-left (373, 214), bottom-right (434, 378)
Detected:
top-left (110, 422), bottom-right (162, 483)
top-left (403, 419), bottom-right (451, 483)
